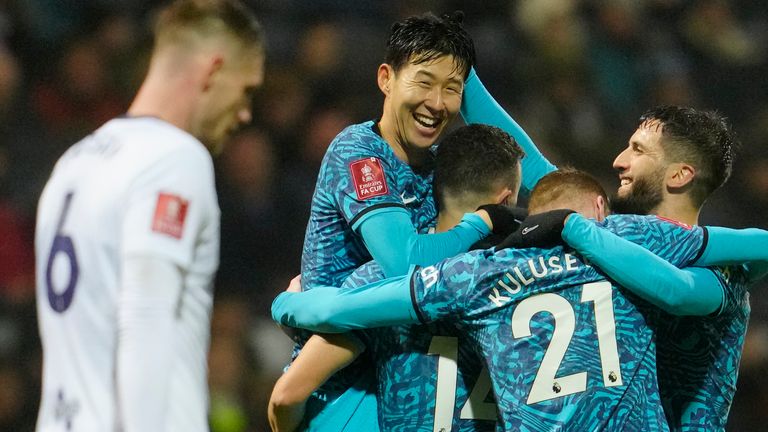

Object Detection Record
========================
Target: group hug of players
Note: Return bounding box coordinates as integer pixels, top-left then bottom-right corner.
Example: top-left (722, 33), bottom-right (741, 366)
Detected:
top-left (268, 11), bottom-right (767, 432)
top-left (30, 1), bottom-right (766, 431)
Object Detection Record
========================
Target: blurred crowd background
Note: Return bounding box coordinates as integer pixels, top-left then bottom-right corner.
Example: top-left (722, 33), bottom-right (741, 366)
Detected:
top-left (0, 1), bottom-right (766, 431)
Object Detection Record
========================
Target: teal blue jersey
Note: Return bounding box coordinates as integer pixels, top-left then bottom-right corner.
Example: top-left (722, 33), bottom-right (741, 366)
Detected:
top-left (300, 121), bottom-right (436, 290)
top-left (274, 215), bottom-right (710, 430)
top-left (296, 120), bottom-right (435, 431)
top-left (656, 264), bottom-right (750, 431)
top-left (412, 215), bottom-right (706, 431)
top-left (344, 261), bottom-right (496, 431)
top-left (294, 119), bottom-right (495, 430)
top-left (301, 370), bottom-right (378, 432)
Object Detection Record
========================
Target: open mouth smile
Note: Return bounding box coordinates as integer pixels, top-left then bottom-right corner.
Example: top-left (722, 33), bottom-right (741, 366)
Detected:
top-left (413, 113), bottom-right (440, 129)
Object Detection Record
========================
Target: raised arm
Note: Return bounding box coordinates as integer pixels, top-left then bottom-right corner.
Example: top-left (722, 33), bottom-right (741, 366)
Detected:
top-left (272, 273), bottom-right (419, 332)
top-left (460, 68), bottom-right (557, 193)
top-left (561, 214), bottom-right (724, 315)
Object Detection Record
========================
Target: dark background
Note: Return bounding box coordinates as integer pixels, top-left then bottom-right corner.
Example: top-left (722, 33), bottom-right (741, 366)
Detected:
top-left (0, 1), bottom-right (766, 431)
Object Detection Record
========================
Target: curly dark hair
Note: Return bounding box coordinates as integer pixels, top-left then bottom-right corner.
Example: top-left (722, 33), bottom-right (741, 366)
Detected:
top-left (638, 105), bottom-right (739, 206)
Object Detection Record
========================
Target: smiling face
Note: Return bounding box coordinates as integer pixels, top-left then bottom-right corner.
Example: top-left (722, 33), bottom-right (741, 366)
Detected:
top-left (611, 121), bottom-right (669, 215)
top-left (378, 54), bottom-right (464, 163)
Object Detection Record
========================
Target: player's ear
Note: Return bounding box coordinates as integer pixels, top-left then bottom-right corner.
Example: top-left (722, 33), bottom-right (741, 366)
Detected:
top-left (594, 195), bottom-right (608, 222)
top-left (667, 162), bottom-right (696, 189)
top-left (202, 54), bottom-right (225, 92)
top-left (494, 187), bottom-right (516, 206)
top-left (377, 63), bottom-right (394, 96)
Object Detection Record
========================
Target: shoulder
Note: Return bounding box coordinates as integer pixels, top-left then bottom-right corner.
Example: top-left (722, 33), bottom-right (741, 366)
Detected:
top-left (603, 214), bottom-right (696, 230)
top-left (325, 121), bottom-right (390, 161)
top-left (329, 121), bottom-right (378, 146)
top-left (602, 214), bottom-right (653, 229)
top-left (96, 118), bottom-right (216, 206)
top-left (602, 214), bottom-right (703, 237)
top-left (430, 248), bottom-right (507, 282)
top-left (109, 117), bottom-right (213, 175)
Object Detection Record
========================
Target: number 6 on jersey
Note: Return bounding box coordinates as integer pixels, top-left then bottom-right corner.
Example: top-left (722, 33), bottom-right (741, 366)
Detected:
top-left (45, 192), bottom-right (79, 313)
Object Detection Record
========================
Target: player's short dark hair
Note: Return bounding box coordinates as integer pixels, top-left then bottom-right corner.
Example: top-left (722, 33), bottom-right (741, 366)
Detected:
top-left (434, 124), bottom-right (524, 209)
top-left (638, 105), bottom-right (738, 207)
top-left (154, 0), bottom-right (264, 53)
top-left (528, 167), bottom-right (609, 214)
top-left (384, 11), bottom-right (476, 79)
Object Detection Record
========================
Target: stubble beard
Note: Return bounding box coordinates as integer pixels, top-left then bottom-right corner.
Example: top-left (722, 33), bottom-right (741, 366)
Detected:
top-left (610, 172), bottom-right (665, 216)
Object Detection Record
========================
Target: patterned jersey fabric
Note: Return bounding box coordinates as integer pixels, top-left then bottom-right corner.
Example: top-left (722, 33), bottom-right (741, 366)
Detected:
top-left (301, 120), bottom-right (437, 290)
top-left (412, 215), bottom-right (706, 431)
top-left (296, 121), bottom-right (436, 430)
top-left (344, 261), bottom-right (496, 432)
top-left (656, 264), bottom-right (750, 431)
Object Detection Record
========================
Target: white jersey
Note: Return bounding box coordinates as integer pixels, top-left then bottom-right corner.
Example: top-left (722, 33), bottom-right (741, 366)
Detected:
top-left (35, 117), bottom-right (219, 432)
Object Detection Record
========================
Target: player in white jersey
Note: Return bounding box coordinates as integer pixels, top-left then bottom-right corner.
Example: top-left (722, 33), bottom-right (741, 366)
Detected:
top-left (34, 1), bottom-right (264, 431)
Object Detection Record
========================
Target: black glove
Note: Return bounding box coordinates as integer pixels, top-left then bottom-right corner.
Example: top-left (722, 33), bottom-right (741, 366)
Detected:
top-left (476, 204), bottom-right (528, 236)
top-left (496, 209), bottom-right (576, 250)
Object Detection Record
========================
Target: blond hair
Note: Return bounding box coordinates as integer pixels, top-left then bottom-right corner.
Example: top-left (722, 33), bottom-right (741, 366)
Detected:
top-left (528, 167), bottom-right (608, 214)
top-left (153, 0), bottom-right (264, 54)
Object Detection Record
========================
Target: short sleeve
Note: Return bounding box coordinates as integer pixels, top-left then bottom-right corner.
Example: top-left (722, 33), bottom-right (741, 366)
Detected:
top-left (121, 147), bottom-right (216, 269)
top-left (319, 131), bottom-right (407, 227)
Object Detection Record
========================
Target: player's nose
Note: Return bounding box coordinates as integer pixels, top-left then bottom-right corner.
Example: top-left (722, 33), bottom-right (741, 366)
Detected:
top-left (423, 88), bottom-right (445, 112)
top-left (613, 147), bottom-right (630, 171)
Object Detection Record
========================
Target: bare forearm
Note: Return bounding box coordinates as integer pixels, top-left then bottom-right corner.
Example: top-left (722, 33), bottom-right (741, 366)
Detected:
top-left (268, 333), bottom-right (364, 431)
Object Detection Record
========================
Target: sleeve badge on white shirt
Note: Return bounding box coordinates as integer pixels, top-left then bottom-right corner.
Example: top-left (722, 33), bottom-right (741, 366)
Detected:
top-left (152, 192), bottom-right (189, 239)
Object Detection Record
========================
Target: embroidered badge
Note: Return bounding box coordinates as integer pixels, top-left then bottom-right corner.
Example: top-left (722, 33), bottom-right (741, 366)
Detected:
top-left (349, 157), bottom-right (388, 200)
top-left (151, 192), bottom-right (189, 239)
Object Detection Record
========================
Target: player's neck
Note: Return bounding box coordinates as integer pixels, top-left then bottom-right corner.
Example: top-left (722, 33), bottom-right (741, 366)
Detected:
top-left (435, 198), bottom-right (480, 232)
top-left (377, 119), bottom-right (430, 167)
top-left (435, 209), bottom-right (464, 233)
top-left (127, 67), bottom-right (197, 133)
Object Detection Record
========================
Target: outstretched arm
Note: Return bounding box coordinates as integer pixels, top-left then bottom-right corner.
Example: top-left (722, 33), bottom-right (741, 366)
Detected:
top-left (696, 226), bottom-right (768, 283)
top-left (461, 68), bottom-right (557, 193)
top-left (272, 272), bottom-right (419, 332)
top-left (357, 208), bottom-right (490, 278)
top-left (561, 214), bottom-right (724, 315)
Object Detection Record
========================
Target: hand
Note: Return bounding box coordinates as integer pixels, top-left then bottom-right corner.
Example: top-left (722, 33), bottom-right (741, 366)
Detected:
top-left (476, 204), bottom-right (528, 236)
top-left (286, 274), bottom-right (302, 293)
top-left (496, 209), bottom-right (576, 250)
